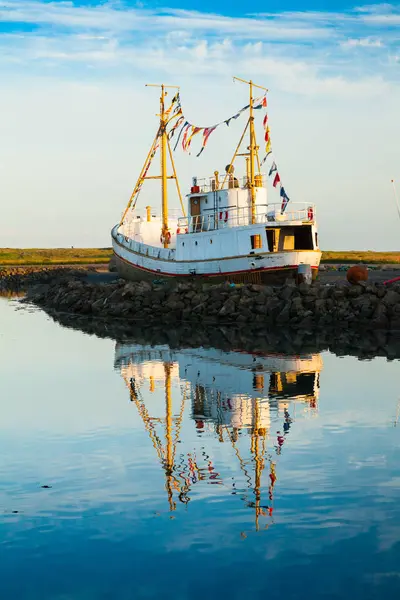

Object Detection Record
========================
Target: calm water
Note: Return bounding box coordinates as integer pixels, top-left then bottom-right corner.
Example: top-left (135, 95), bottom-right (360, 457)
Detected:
top-left (0, 298), bottom-right (399, 600)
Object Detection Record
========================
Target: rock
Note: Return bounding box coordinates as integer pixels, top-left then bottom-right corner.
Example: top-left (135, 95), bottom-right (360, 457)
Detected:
top-left (219, 299), bottom-right (236, 317)
top-left (372, 303), bottom-right (388, 328)
top-left (266, 297), bottom-right (282, 319)
top-left (382, 290), bottom-right (400, 307)
top-left (314, 298), bottom-right (327, 315)
top-left (290, 296), bottom-right (303, 315)
top-left (280, 285), bottom-right (297, 302)
top-left (297, 315), bottom-right (314, 330)
top-left (276, 303), bottom-right (291, 324)
top-left (348, 285), bottom-right (364, 297)
top-left (298, 282), bottom-right (312, 295)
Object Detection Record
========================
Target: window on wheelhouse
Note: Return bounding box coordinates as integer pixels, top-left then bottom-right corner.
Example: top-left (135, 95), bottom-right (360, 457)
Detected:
top-left (251, 234), bottom-right (262, 250)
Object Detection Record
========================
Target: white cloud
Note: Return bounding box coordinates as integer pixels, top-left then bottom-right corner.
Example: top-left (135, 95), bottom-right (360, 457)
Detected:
top-left (341, 37), bottom-right (383, 47)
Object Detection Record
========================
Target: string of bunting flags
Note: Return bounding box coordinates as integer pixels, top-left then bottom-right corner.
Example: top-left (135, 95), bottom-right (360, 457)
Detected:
top-left (167, 93), bottom-right (267, 157)
top-left (167, 92), bottom-right (290, 212)
top-left (260, 100), bottom-right (290, 213)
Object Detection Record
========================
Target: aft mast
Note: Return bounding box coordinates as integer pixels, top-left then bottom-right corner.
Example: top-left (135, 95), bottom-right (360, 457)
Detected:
top-left (233, 77), bottom-right (268, 225)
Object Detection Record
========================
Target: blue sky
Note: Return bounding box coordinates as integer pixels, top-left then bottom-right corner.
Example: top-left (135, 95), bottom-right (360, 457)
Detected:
top-left (0, 1), bottom-right (399, 248)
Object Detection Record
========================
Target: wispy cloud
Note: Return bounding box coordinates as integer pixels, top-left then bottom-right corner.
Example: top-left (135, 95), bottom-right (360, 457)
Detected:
top-left (341, 37), bottom-right (383, 47)
top-left (0, 2), bottom-right (399, 94)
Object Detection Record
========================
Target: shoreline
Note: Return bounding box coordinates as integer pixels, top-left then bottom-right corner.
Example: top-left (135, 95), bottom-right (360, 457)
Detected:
top-left (1, 267), bottom-right (400, 357)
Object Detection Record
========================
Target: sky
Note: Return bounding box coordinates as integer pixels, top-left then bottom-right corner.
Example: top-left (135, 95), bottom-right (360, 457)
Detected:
top-left (0, 1), bottom-right (399, 249)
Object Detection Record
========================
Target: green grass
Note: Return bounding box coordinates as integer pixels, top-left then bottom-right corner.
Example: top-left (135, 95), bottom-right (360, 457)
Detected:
top-left (0, 248), bottom-right (399, 267)
top-left (321, 251), bottom-right (400, 264)
top-left (0, 248), bottom-right (112, 266)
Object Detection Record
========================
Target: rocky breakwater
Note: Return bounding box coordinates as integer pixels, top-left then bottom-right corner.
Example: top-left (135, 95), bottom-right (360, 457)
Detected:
top-left (0, 267), bottom-right (87, 294)
top-left (24, 277), bottom-right (400, 331)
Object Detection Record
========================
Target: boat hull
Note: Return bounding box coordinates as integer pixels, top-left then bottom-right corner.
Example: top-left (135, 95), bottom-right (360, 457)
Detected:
top-left (112, 248), bottom-right (320, 285)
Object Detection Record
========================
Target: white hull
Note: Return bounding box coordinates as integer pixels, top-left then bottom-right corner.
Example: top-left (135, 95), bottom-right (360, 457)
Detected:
top-left (111, 223), bottom-right (321, 284)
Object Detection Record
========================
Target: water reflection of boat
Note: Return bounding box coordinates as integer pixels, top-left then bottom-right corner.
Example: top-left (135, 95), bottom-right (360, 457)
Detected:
top-left (115, 343), bottom-right (323, 531)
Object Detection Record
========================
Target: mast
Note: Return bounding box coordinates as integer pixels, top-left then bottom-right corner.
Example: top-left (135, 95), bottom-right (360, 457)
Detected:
top-left (120, 84), bottom-right (181, 245)
top-left (160, 85), bottom-right (169, 248)
top-left (233, 77), bottom-right (268, 225)
top-left (146, 84), bottom-right (179, 248)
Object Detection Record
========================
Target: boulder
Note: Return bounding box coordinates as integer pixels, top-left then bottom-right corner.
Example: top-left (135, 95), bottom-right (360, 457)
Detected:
top-left (219, 299), bottom-right (236, 318)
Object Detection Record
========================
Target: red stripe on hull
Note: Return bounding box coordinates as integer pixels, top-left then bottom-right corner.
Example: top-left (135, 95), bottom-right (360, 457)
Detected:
top-left (113, 250), bottom-right (318, 278)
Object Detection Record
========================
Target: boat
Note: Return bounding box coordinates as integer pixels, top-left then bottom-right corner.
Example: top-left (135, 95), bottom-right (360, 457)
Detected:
top-left (111, 78), bottom-right (322, 284)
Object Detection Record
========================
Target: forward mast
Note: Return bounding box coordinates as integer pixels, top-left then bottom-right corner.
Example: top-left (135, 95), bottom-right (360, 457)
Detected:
top-left (120, 83), bottom-right (184, 248)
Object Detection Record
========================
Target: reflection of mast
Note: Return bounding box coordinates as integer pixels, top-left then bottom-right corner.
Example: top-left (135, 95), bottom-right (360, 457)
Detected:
top-left (164, 362), bottom-right (175, 511)
top-left (252, 399), bottom-right (264, 532)
top-left (125, 361), bottom-right (188, 512)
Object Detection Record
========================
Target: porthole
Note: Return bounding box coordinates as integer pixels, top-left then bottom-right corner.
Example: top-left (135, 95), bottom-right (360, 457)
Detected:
top-left (210, 239), bottom-right (213, 244)
top-left (195, 241), bottom-right (198, 246)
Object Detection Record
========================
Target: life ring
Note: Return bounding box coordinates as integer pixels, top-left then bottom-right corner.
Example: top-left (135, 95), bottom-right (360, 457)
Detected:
top-left (307, 206), bottom-right (314, 221)
top-left (176, 226), bottom-right (188, 235)
top-left (219, 211), bottom-right (229, 223)
top-left (160, 230), bottom-right (172, 244)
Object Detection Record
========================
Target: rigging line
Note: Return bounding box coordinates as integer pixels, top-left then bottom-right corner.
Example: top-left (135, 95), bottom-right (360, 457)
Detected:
top-left (220, 118), bottom-right (250, 190)
top-left (120, 127), bottom-right (161, 225)
top-left (172, 387), bottom-right (187, 463)
top-left (167, 135), bottom-right (186, 217)
top-left (126, 380), bottom-right (165, 462)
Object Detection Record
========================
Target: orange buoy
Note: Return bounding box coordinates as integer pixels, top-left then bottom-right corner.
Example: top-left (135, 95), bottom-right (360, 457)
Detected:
top-left (346, 265), bottom-right (368, 285)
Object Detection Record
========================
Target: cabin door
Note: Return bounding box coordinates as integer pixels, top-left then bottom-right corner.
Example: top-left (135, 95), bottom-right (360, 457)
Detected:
top-left (190, 198), bottom-right (201, 232)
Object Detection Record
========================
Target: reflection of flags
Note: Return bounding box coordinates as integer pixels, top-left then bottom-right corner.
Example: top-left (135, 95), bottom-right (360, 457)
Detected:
top-left (280, 186), bottom-right (290, 213)
top-left (268, 161), bottom-right (277, 177)
top-left (273, 172), bottom-right (280, 188)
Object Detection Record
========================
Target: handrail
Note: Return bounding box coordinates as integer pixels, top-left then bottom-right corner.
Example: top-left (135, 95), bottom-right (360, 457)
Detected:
top-left (191, 173), bottom-right (267, 194)
top-left (178, 203), bottom-right (316, 233)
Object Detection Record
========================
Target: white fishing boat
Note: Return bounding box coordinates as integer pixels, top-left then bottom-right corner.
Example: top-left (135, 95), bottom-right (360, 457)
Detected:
top-left (111, 78), bottom-right (321, 284)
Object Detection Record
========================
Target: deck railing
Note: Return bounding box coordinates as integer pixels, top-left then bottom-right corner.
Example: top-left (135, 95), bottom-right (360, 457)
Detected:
top-left (178, 203), bottom-right (316, 233)
top-left (192, 173), bottom-right (267, 194)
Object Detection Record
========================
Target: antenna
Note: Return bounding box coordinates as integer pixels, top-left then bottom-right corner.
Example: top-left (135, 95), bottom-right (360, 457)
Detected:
top-left (391, 179), bottom-right (400, 221)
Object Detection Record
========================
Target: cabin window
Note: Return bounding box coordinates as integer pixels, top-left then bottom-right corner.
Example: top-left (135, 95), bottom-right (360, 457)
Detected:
top-left (315, 232), bottom-right (318, 247)
top-left (210, 239), bottom-right (213, 244)
top-left (294, 226), bottom-right (314, 250)
top-left (251, 234), bottom-right (262, 250)
top-left (195, 241), bottom-right (198, 246)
